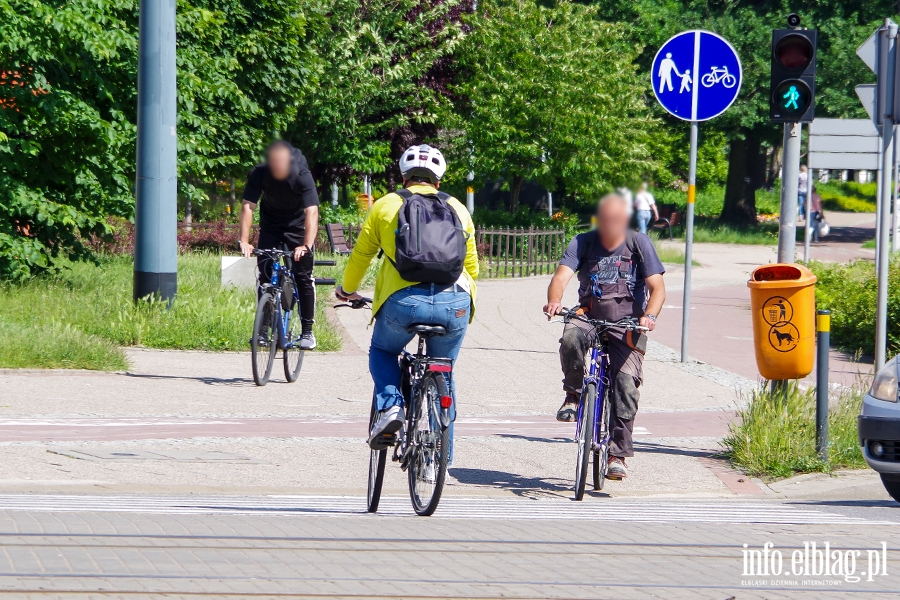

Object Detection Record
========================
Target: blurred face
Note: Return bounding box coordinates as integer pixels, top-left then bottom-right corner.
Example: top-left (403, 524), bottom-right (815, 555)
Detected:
top-left (597, 196), bottom-right (630, 245)
top-left (267, 146), bottom-right (292, 180)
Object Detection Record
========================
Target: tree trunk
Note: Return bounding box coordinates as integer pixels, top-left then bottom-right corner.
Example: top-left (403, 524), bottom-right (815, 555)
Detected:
top-left (509, 175), bottom-right (524, 212)
top-left (183, 198), bottom-right (193, 231)
top-left (228, 177), bottom-right (236, 216)
top-left (720, 135), bottom-right (764, 226)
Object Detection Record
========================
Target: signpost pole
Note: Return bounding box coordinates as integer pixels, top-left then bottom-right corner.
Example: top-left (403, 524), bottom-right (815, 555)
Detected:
top-left (876, 20), bottom-right (897, 370)
top-left (681, 121), bottom-right (698, 363)
top-left (778, 122), bottom-right (801, 264)
top-left (803, 175), bottom-right (812, 263)
top-left (134, 0), bottom-right (178, 303)
top-left (893, 134), bottom-right (899, 252)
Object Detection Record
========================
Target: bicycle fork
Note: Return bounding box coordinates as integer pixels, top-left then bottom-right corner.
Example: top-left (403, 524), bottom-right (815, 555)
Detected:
top-left (575, 347), bottom-right (609, 453)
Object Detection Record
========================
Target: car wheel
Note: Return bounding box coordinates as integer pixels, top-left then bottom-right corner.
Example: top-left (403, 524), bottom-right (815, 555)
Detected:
top-left (880, 474), bottom-right (900, 503)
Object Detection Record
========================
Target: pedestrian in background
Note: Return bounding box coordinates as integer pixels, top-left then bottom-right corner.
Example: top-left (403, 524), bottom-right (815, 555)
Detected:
top-left (808, 184), bottom-right (823, 242)
top-left (617, 186), bottom-right (634, 221)
top-left (797, 165), bottom-right (808, 219)
top-left (633, 182), bottom-right (659, 235)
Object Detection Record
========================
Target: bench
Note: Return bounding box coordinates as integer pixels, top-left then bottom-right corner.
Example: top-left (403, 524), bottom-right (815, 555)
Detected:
top-left (325, 223), bottom-right (352, 255)
top-left (651, 204), bottom-right (683, 239)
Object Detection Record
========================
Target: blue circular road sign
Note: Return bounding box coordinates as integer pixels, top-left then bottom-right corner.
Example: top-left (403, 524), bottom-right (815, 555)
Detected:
top-left (651, 30), bottom-right (742, 122)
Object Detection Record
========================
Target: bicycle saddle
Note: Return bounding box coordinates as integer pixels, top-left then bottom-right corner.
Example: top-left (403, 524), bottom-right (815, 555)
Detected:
top-left (407, 324), bottom-right (447, 337)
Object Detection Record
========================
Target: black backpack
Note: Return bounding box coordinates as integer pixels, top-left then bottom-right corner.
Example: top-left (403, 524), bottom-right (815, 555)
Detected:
top-left (390, 188), bottom-right (468, 284)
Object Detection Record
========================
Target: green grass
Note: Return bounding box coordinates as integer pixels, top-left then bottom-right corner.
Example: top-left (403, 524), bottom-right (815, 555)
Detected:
top-left (651, 218), bottom-right (780, 246)
top-left (862, 238), bottom-right (876, 249)
top-left (655, 184), bottom-right (781, 217)
top-left (0, 253), bottom-right (343, 371)
top-left (722, 382), bottom-right (866, 480)
top-left (653, 243), bottom-right (700, 266)
top-left (818, 181), bottom-right (877, 213)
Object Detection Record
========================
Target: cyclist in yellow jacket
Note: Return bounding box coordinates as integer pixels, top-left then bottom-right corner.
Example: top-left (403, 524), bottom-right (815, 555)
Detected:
top-left (337, 145), bottom-right (478, 448)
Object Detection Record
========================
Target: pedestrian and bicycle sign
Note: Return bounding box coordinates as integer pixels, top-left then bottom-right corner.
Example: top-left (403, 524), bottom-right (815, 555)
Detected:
top-left (651, 30), bottom-right (742, 122)
top-left (651, 30), bottom-right (742, 365)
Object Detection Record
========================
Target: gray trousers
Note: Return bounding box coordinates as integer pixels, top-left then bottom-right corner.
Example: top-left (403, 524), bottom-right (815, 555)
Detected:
top-left (559, 319), bottom-right (644, 458)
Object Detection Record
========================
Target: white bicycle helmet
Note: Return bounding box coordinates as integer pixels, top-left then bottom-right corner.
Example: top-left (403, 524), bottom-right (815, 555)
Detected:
top-left (399, 144), bottom-right (447, 183)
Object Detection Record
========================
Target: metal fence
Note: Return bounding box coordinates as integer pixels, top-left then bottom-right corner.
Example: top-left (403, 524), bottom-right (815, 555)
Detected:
top-left (475, 226), bottom-right (566, 278)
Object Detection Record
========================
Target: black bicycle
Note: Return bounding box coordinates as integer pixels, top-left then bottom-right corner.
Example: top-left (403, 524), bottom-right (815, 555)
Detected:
top-left (250, 248), bottom-right (335, 386)
top-left (552, 308), bottom-right (647, 500)
top-left (338, 297), bottom-right (454, 516)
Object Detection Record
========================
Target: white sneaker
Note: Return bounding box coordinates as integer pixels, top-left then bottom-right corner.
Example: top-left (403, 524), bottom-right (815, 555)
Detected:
top-left (368, 406), bottom-right (405, 449)
top-left (299, 330), bottom-right (316, 350)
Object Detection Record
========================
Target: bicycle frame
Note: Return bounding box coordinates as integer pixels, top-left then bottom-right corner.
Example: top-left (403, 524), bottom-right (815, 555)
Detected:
top-left (258, 254), bottom-right (301, 351)
top-left (574, 338), bottom-right (610, 454)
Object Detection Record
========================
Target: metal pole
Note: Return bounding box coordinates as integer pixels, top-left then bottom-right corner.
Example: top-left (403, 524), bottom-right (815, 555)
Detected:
top-left (875, 141), bottom-right (883, 273)
top-left (466, 170), bottom-right (475, 215)
top-left (778, 122), bottom-right (801, 264)
top-left (893, 132), bottom-right (899, 252)
top-left (547, 191), bottom-right (553, 217)
top-left (816, 310), bottom-right (830, 461)
top-left (134, 0), bottom-right (178, 303)
top-left (331, 181), bottom-right (339, 207)
top-left (680, 121), bottom-right (698, 362)
top-left (803, 172), bottom-right (811, 263)
top-left (876, 22), bottom-right (897, 371)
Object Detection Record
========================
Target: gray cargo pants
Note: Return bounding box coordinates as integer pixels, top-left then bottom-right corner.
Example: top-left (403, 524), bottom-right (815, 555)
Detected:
top-left (559, 318), bottom-right (643, 458)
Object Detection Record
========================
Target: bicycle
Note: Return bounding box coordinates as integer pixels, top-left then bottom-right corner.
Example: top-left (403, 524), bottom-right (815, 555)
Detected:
top-left (552, 308), bottom-right (648, 501)
top-left (701, 65), bottom-right (737, 89)
top-left (250, 247), bottom-right (336, 386)
top-left (337, 297), bottom-right (454, 516)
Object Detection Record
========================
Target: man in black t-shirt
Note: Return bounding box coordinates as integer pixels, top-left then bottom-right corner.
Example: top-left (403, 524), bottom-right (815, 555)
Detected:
top-left (543, 193), bottom-right (666, 481)
top-left (239, 141), bottom-right (320, 349)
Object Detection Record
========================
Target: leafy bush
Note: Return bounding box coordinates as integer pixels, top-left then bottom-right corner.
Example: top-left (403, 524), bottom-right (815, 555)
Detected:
top-left (654, 184), bottom-right (780, 217)
top-left (473, 206), bottom-right (582, 240)
top-left (723, 382), bottom-right (866, 480)
top-left (817, 181), bottom-right (877, 212)
top-left (811, 259), bottom-right (900, 356)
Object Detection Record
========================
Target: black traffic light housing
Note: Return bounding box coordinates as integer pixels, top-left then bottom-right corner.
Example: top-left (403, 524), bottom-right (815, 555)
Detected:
top-left (770, 17), bottom-right (817, 123)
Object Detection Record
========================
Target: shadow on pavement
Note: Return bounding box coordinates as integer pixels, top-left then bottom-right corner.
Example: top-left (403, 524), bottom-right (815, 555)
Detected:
top-left (632, 441), bottom-right (717, 459)
top-left (497, 434), bottom-right (569, 444)
top-left (125, 373), bottom-right (255, 386)
top-left (449, 467), bottom-right (571, 497)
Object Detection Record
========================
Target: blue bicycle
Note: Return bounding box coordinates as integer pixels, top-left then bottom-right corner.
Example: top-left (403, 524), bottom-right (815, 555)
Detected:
top-left (555, 309), bottom-right (646, 500)
top-left (250, 248), bottom-right (335, 386)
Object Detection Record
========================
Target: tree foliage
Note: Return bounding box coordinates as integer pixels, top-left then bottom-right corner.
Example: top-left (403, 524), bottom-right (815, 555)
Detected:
top-left (452, 0), bottom-right (655, 210)
top-left (0, 0), bottom-right (311, 279)
top-left (290, 0), bottom-right (472, 187)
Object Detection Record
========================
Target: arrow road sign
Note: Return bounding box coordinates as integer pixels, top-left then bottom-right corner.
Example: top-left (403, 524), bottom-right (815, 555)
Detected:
top-left (651, 30), bottom-right (742, 122)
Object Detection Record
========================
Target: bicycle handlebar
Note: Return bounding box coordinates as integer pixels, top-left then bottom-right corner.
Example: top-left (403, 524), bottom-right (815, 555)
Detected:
top-left (335, 297), bottom-right (373, 310)
top-left (553, 307), bottom-right (649, 332)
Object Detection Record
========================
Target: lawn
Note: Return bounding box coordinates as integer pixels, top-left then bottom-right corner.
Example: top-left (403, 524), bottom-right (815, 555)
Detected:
top-left (0, 253), bottom-right (344, 371)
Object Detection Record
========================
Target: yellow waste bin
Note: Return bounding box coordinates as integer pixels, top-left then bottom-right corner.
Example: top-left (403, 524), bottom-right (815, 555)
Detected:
top-left (747, 263), bottom-right (817, 380)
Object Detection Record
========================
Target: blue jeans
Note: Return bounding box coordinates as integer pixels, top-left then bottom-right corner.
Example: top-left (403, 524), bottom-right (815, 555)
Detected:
top-left (798, 192), bottom-right (806, 215)
top-left (636, 210), bottom-right (653, 234)
top-left (370, 285), bottom-right (470, 460)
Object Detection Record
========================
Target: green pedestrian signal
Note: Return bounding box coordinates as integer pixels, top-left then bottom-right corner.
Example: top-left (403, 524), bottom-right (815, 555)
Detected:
top-left (772, 80), bottom-right (811, 117)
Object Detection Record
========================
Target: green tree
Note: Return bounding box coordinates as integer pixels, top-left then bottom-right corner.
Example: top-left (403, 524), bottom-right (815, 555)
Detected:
top-left (0, 0), bottom-right (311, 279)
top-left (289, 0), bottom-right (471, 188)
top-left (451, 0), bottom-right (655, 211)
top-left (594, 0), bottom-right (895, 225)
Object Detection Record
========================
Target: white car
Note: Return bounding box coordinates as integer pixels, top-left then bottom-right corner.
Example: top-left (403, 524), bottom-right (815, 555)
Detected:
top-left (859, 356), bottom-right (900, 502)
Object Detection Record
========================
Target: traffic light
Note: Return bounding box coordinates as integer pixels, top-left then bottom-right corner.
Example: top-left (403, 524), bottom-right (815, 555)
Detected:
top-left (770, 21), bottom-right (817, 123)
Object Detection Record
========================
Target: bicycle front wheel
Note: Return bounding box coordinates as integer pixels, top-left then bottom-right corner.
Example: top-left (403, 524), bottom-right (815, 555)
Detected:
top-left (593, 385), bottom-right (611, 491)
top-left (575, 382), bottom-right (597, 501)
top-left (251, 292), bottom-right (278, 386)
top-left (367, 401), bottom-right (387, 513)
top-left (408, 372), bottom-right (450, 516)
top-left (283, 310), bottom-right (304, 383)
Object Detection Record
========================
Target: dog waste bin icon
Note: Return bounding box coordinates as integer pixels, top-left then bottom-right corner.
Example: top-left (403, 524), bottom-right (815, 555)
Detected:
top-left (747, 264), bottom-right (817, 380)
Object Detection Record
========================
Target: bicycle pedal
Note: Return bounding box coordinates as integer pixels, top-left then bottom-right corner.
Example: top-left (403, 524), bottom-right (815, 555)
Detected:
top-left (368, 432), bottom-right (396, 451)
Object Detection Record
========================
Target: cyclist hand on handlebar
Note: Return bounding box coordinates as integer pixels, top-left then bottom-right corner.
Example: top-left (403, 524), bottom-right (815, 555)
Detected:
top-left (240, 240), bottom-right (254, 259)
top-left (639, 315), bottom-right (656, 332)
top-left (542, 301), bottom-right (563, 321)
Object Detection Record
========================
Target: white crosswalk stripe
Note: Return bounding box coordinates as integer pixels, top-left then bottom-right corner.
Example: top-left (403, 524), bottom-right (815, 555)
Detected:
top-left (0, 494), bottom-right (893, 525)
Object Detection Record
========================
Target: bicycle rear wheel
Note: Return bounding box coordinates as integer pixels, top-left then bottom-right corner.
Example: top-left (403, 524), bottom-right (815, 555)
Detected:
top-left (251, 291), bottom-right (278, 386)
top-left (575, 382), bottom-right (597, 501)
top-left (367, 402), bottom-right (387, 513)
top-left (408, 372), bottom-right (450, 516)
top-left (283, 310), bottom-right (304, 383)
top-left (593, 385), bottom-right (611, 491)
